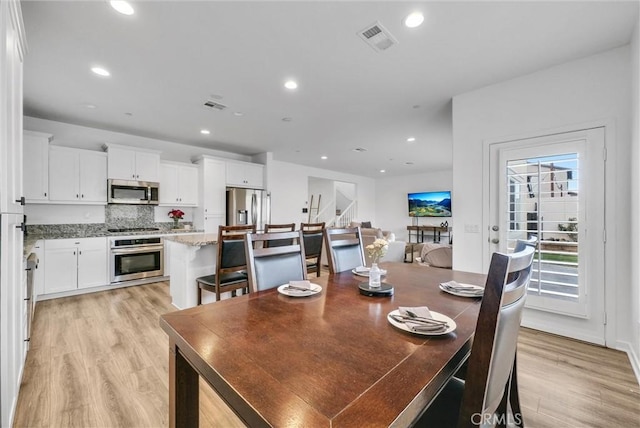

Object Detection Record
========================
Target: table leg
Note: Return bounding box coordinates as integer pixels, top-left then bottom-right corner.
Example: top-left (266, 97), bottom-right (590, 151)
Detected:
top-left (169, 339), bottom-right (199, 428)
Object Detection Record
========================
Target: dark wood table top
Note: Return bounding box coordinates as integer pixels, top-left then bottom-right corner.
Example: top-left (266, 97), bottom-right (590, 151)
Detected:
top-left (160, 262), bottom-right (485, 427)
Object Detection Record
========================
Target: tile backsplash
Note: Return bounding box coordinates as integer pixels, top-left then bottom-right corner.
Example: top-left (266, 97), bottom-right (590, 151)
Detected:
top-left (106, 204), bottom-right (155, 228)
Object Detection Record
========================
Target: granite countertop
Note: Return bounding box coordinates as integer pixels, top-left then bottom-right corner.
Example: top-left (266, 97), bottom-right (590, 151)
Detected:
top-left (23, 227), bottom-right (204, 256)
top-left (163, 233), bottom-right (218, 246)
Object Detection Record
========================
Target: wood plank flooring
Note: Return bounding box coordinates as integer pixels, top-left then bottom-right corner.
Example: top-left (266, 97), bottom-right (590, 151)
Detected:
top-left (13, 281), bottom-right (640, 427)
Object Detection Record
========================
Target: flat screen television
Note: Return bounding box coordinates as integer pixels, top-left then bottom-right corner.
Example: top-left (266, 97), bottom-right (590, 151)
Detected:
top-left (408, 191), bottom-right (452, 217)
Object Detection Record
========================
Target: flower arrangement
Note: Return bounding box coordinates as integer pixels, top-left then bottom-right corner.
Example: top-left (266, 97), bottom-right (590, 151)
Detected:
top-left (168, 209), bottom-right (184, 220)
top-left (366, 238), bottom-right (388, 264)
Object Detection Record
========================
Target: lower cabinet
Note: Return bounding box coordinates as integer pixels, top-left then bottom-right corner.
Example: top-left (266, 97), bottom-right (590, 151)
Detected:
top-left (44, 237), bottom-right (108, 294)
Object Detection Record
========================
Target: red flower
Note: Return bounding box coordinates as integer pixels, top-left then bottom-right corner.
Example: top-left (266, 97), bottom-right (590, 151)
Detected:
top-left (168, 209), bottom-right (184, 219)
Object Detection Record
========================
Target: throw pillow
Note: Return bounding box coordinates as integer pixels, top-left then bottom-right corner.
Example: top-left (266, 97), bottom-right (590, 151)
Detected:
top-left (361, 221), bottom-right (372, 228)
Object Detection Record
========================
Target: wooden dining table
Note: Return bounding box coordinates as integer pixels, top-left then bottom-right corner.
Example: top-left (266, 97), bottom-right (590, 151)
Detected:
top-left (159, 262), bottom-right (486, 427)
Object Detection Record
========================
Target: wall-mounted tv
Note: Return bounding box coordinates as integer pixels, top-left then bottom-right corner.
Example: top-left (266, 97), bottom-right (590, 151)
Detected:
top-left (408, 191), bottom-right (452, 217)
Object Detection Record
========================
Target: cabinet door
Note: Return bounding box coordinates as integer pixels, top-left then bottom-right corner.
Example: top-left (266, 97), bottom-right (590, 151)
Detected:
top-left (23, 132), bottom-right (50, 202)
top-left (204, 214), bottom-right (225, 234)
top-left (244, 163), bottom-right (264, 188)
top-left (107, 146), bottom-right (136, 180)
top-left (77, 238), bottom-right (108, 289)
top-left (159, 163), bottom-right (179, 204)
top-left (79, 151), bottom-right (107, 203)
top-left (204, 159), bottom-right (226, 215)
top-left (225, 162), bottom-right (246, 187)
top-left (135, 151), bottom-right (160, 182)
top-left (44, 242), bottom-right (78, 293)
top-left (48, 147), bottom-right (80, 201)
top-left (178, 165), bottom-right (198, 206)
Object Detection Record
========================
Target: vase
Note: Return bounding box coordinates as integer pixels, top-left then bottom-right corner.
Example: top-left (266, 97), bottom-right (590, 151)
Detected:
top-left (369, 262), bottom-right (382, 288)
top-left (173, 218), bottom-right (180, 229)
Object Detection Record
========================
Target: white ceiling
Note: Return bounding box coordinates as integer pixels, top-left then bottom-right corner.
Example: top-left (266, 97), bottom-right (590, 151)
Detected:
top-left (21, 1), bottom-right (638, 177)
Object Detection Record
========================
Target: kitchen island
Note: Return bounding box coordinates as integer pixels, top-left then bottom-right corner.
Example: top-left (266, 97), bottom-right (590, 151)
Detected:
top-left (164, 233), bottom-right (219, 309)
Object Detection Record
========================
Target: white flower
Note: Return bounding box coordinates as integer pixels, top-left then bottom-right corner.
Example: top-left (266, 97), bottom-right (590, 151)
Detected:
top-left (366, 238), bottom-right (388, 262)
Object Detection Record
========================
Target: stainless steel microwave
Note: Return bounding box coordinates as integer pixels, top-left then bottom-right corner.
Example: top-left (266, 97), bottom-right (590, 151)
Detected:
top-left (108, 179), bottom-right (160, 205)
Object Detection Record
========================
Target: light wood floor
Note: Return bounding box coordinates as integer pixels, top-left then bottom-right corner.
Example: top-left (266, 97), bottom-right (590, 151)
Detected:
top-left (14, 281), bottom-right (640, 427)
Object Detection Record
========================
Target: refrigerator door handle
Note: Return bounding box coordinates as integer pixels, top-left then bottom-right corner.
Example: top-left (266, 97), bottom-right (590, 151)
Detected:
top-left (251, 193), bottom-right (257, 225)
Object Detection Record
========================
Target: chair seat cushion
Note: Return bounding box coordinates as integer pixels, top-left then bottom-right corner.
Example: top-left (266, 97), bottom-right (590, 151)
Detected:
top-left (196, 271), bottom-right (248, 287)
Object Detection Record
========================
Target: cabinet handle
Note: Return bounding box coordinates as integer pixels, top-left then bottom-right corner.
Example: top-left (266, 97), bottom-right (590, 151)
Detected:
top-left (76, 194), bottom-right (79, 199)
top-left (24, 338), bottom-right (30, 343)
top-left (15, 196), bottom-right (25, 205)
top-left (79, 250), bottom-right (82, 255)
top-left (73, 251), bottom-right (76, 256)
top-left (81, 194), bottom-right (84, 198)
top-left (44, 192), bottom-right (47, 197)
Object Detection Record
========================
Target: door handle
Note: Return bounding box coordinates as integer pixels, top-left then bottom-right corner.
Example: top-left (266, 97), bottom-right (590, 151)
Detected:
top-left (15, 196), bottom-right (25, 205)
top-left (491, 238), bottom-right (499, 244)
top-left (491, 225), bottom-right (499, 231)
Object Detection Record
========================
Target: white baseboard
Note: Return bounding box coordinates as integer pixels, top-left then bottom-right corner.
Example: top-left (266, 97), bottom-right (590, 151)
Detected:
top-left (616, 340), bottom-right (640, 386)
top-left (521, 318), bottom-right (605, 346)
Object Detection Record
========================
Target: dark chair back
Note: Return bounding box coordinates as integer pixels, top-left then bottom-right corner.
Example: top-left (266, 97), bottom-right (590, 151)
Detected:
top-left (245, 230), bottom-right (307, 292)
top-left (323, 227), bottom-right (365, 274)
top-left (264, 223), bottom-right (296, 247)
top-left (300, 222), bottom-right (325, 277)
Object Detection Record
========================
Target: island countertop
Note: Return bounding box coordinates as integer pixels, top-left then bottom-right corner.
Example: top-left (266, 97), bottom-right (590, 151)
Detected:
top-left (163, 233), bottom-right (218, 246)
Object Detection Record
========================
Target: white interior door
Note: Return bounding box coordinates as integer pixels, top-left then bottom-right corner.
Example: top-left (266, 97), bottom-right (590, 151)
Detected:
top-left (487, 128), bottom-right (605, 345)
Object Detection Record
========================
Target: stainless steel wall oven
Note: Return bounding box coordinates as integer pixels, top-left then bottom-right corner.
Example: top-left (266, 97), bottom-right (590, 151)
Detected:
top-left (110, 236), bottom-right (164, 283)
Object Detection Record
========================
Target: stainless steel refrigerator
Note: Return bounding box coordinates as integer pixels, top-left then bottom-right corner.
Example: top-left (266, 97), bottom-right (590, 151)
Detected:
top-left (226, 187), bottom-right (270, 231)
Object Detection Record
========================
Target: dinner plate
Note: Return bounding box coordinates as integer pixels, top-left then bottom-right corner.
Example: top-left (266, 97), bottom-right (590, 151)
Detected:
top-left (439, 283), bottom-right (484, 298)
top-left (277, 283), bottom-right (322, 297)
top-left (387, 309), bottom-right (456, 336)
top-left (351, 267), bottom-right (387, 277)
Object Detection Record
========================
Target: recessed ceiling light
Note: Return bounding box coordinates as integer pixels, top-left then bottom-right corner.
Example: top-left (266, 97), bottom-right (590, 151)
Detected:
top-left (380, 169), bottom-right (386, 173)
top-left (124, 112), bottom-right (133, 116)
top-left (200, 129), bottom-right (211, 135)
top-left (404, 12), bottom-right (424, 28)
top-left (110, 1), bottom-right (134, 16)
top-left (407, 137), bottom-right (416, 143)
top-left (321, 156), bottom-right (328, 160)
top-left (83, 103), bottom-right (97, 109)
top-left (233, 111), bottom-right (244, 117)
top-left (284, 80), bottom-right (298, 90)
top-left (91, 66), bottom-right (110, 77)
top-left (405, 161), bottom-right (414, 165)
top-left (282, 117), bottom-right (293, 122)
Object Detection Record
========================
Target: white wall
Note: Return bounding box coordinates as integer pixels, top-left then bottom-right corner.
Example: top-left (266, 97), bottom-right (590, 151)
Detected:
top-left (630, 20), bottom-right (640, 378)
top-left (375, 171), bottom-right (453, 241)
top-left (265, 159), bottom-right (376, 228)
top-left (452, 46), bottom-right (632, 351)
top-left (24, 116), bottom-right (251, 163)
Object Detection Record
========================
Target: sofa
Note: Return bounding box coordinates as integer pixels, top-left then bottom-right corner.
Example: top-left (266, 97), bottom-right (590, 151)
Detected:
top-left (348, 222), bottom-right (405, 265)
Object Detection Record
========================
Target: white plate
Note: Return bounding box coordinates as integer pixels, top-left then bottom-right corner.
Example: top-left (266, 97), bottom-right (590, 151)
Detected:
top-left (387, 309), bottom-right (456, 336)
top-left (439, 283), bottom-right (484, 298)
top-left (277, 283), bottom-right (322, 297)
top-left (351, 267), bottom-right (387, 277)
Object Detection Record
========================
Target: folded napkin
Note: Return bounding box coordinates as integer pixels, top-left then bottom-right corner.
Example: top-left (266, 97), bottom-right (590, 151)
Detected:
top-left (287, 280), bottom-right (311, 291)
top-left (355, 266), bottom-right (369, 273)
top-left (398, 306), bottom-right (447, 332)
top-left (440, 281), bottom-right (484, 295)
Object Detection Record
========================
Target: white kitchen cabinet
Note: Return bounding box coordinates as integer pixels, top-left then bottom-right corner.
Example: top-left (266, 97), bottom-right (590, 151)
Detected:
top-left (194, 156), bottom-right (226, 233)
top-left (159, 161), bottom-right (198, 206)
top-left (44, 237), bottom-right (108, 294)
top-left (225, 160), bottom-right (264, 189)
top-left (48, 146), bottom-right (107, 204)
top-left (106, 144), bottom-right (160, 182)
top-left (23, 131), bottom-right (51, 202)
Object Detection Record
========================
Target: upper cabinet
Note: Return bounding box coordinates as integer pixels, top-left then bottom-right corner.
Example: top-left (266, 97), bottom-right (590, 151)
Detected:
top-left (226, 160), bottom-right (264, 189)
top-left (159, 161), bottom-right (198, 206)
top-left (49, 146), bottom-right (107, 204)
top-left (23, 131), bottom-right (52, 202)
top-left (105, 144), bottom-right (160, 182)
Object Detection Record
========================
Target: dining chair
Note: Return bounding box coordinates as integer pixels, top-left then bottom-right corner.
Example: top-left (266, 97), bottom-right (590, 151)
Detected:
top-left (300, 222), bottom-right (325, 277)
top-left (263, 223), bottom-right (296, 247)
top-left (414, 245), bottom-right (535, 428)
top-left (323, 227), bottom-right (365, 274)
top-left (195, 224), bottom-right (256, 304)
top-left (244, 230), bottom-right (307, 292)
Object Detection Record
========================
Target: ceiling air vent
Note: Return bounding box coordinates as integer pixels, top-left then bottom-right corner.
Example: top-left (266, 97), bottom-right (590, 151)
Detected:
top-left (353, 147), bottom-right (368, 152)
top-left (203, 100), bottom-right (228, 111)
top-left (357, 21), bottom-right (398, 52)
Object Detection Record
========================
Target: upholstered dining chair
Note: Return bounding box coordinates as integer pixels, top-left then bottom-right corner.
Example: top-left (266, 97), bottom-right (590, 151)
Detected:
top-left (245, 230), bottom-right (307, 292)
top-left (414, 245), bottom-right (535, 428)
top-left (195, 224), bottom-right (256, 304)
top-left (300, 222), bottom-right (325, 277)
top-left (263, 223), bottom-right (296, 247)
top-left (323, 227), bottom-right (365, 274)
